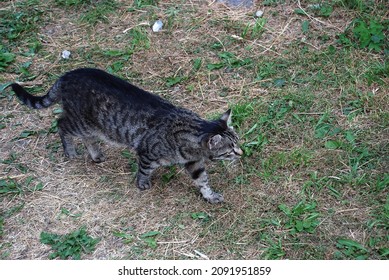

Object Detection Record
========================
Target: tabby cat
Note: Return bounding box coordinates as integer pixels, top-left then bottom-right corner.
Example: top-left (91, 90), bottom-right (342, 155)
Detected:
top-left (10, 68), bottom-right (242, 203)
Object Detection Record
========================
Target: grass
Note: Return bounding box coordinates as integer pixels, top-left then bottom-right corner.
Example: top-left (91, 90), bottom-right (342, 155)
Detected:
top-left (40, 226), bottom-right (100, 259)
top-left (0, 0), bottom-right (388, 260)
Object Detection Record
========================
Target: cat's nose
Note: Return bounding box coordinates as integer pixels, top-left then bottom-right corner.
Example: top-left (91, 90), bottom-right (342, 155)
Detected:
top-left (235, 147), bottom-right (243, 156)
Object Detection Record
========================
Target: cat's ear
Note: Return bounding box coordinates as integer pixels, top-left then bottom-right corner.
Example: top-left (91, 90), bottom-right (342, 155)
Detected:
top-left (220, 109), bottom-right (232, 127)
top-left (208, 134), bottom-right (222, 150)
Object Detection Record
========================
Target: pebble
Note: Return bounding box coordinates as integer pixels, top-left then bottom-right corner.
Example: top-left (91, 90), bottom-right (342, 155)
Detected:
top-left (61, 50), bottom-right (71, 59)
top-left (255, 10), bottom-right (264, 18)
top-left (152, 20), bottom-right (163, 32)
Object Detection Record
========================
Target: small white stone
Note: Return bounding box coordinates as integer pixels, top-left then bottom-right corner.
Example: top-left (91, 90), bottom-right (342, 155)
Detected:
top-left (255, 10), bottom-right (264, 18)
top-left (152, 20), bottom-right (163, 32)
top-left (308, 4), bottom-right (322, 9)
top-left (61, 50), bottom-right (71, 59)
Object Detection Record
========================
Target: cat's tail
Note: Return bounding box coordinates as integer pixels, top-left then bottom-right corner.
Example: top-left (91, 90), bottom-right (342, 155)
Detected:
top-left (10, 82), bottom-right (61, 109)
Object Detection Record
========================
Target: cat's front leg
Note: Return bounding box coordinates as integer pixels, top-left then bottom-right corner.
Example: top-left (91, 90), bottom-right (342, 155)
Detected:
top-left (185, 161), bottom-right (224, 203)
top-left (136, 155), bottom-right (158, 190)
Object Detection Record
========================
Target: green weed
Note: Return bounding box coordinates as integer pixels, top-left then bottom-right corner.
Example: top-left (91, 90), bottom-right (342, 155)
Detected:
top-left (0, 47), bottom-right (15, 72)
top-left (256, 62), bottom-right (278, 81)
top-left (335, 238), bottom-right (369, 259)
top-left (341, 0), bottom-right (367, 11)
top-left (0, 215), bottom-right (4, 237)
top-left (12, 130), bottom-right (37, 141)
top-left (132, 0), bottom-right (159, 8)
top-left (161, 166), bottom-right (177, 184)
top-left (121, 150), bottom-right (138, 173)
top-left (165, 75), bottom-right (187, 87)
top-left (368, 195), bottom-right (389, 230)
top-left (232, 103), bottom-right (267, 157)
top-left (54, 0), bottom-right (90, 7)
top-left (372, 174), bottom-right (389, 193)
top-left (103, 49), bottom-right (132, 74)
top-left (191, 212), bottom-right (211, 223)
top-left (260, 148), bottom-right (313, 179)
top-left (128, 27), bottom-right (150, 51)
top-left (99, 27), bottom-right (150, 72)
top-left (302, 172), bottom-right (343, 199)
top-left (302, 20), bottom-right (310, 34)
top-left (263, 0), bottom-right (285, 7)
top-left (80, 0), bottom-right (118, 25)
top-left (234, 174), bottom-right (250, 185)
top-left (0, 178), bottom-right (22, 195)
top-left (242, 18), bottom-right (267, 39)
top-left (192, 58), bottom-right (202, 72)
top-left (367, 236), bottom-right (389, 259)
top-left (259, 234), bottom-right (285, 260)
top-left (0, 177), bottom-right (43, 196)
top-left (231, 102), bottom-right (256, 128)
top-left (0, 0), bottom-right (43, 42)
top-left (207, 51), bottom-right (252, 71)
top-left (0, 153), bottom-right (28, 173)
top-left (314, 114), bottom-right (342, 140)
top-left (278, 201), bottom-right (320, 234)
top-left (139, 231), bottom-right (160, 249)
top-left (40, 226), bottom-right (100, 259)
top-left (164, 6), bottom-right (180, 29)
top-left (263, 99), bottom-right (295, 125)
top-left (59, 208), bottom-right (82, 219)
top-left (113, 231), bottom-right (134, 244)
top-left (364, 60), bottom-right (388, 86)
top-left (24, 176), bottom-right (43, 192)
top-left (232, 95), bottom-right (313, 158)
top-left (341, 90), bottom-right (374, 119)
top-left (339, 18), bottom-right (388, 51)
top-left (308, 3), bottom-right (333, 18)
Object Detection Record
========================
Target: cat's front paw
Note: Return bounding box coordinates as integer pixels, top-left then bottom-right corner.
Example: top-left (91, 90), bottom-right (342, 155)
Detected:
top-left (136, 178), bottom-right (152, 190)
top-left (205, 192), bottom-right (224, 204)
top-left (91, 153), bottom-right (106, 163)
top-left (137, 183), bottom-right (151, 190)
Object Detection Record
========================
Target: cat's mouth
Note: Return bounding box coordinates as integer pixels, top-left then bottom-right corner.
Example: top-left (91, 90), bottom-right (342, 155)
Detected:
top-left (210, 149), bottom-right (243, 161)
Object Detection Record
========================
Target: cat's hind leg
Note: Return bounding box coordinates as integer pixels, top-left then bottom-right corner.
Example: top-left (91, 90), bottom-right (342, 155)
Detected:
top-left (58, 117), bottom-right (77, 159)
top-left (83, 136), bottom-right (106, 163)
top-left (185, 160), bottom-right (224, 203)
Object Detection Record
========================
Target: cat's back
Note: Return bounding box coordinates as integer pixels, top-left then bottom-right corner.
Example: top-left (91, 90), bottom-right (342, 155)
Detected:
top-left (59, 68), bottom-right (174, 111)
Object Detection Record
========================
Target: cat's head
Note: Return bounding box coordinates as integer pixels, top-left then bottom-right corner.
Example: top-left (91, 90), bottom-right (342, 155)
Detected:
top-left (204, 109), bottom-right (243, 161)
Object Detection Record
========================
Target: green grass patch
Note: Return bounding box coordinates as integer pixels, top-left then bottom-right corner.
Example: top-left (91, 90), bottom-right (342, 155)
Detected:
top-left (207, 51), bottom-right (253, 71)
top-left (40, 226), bottom-right (100, 259)
top-left (335, 238), bottom-right (369, 259)
top-left (338, 17), bottom-right (388, 51)
top-left (278, 201), bottom-right (320, 234)
top-left (0, 46), bottom-right (16, 72)
top-left (139, 230), bottom-right (160, 249)
top-left (80, 0), bottom-right (118, 25)
top-left (132, 0), bottom-right (159, 9)
top-left (0, 0), bottom-right (44, 42)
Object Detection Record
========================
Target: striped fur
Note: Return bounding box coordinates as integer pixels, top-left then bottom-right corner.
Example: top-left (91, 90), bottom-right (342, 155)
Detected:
top-left (11, 82), bottom-right (60, 109)
top-left (10, 68), bottom-right (242, 203)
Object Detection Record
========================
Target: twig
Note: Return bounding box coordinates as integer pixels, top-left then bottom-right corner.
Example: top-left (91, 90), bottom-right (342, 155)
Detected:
top-left (157, 240), bottom-right (190, 245)
top-left (122, 22), bottom-right (150, 33)
top-left (194, 250), bottom-right (209, 260)
top-left (335, 208), bottom-right (360, 214)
